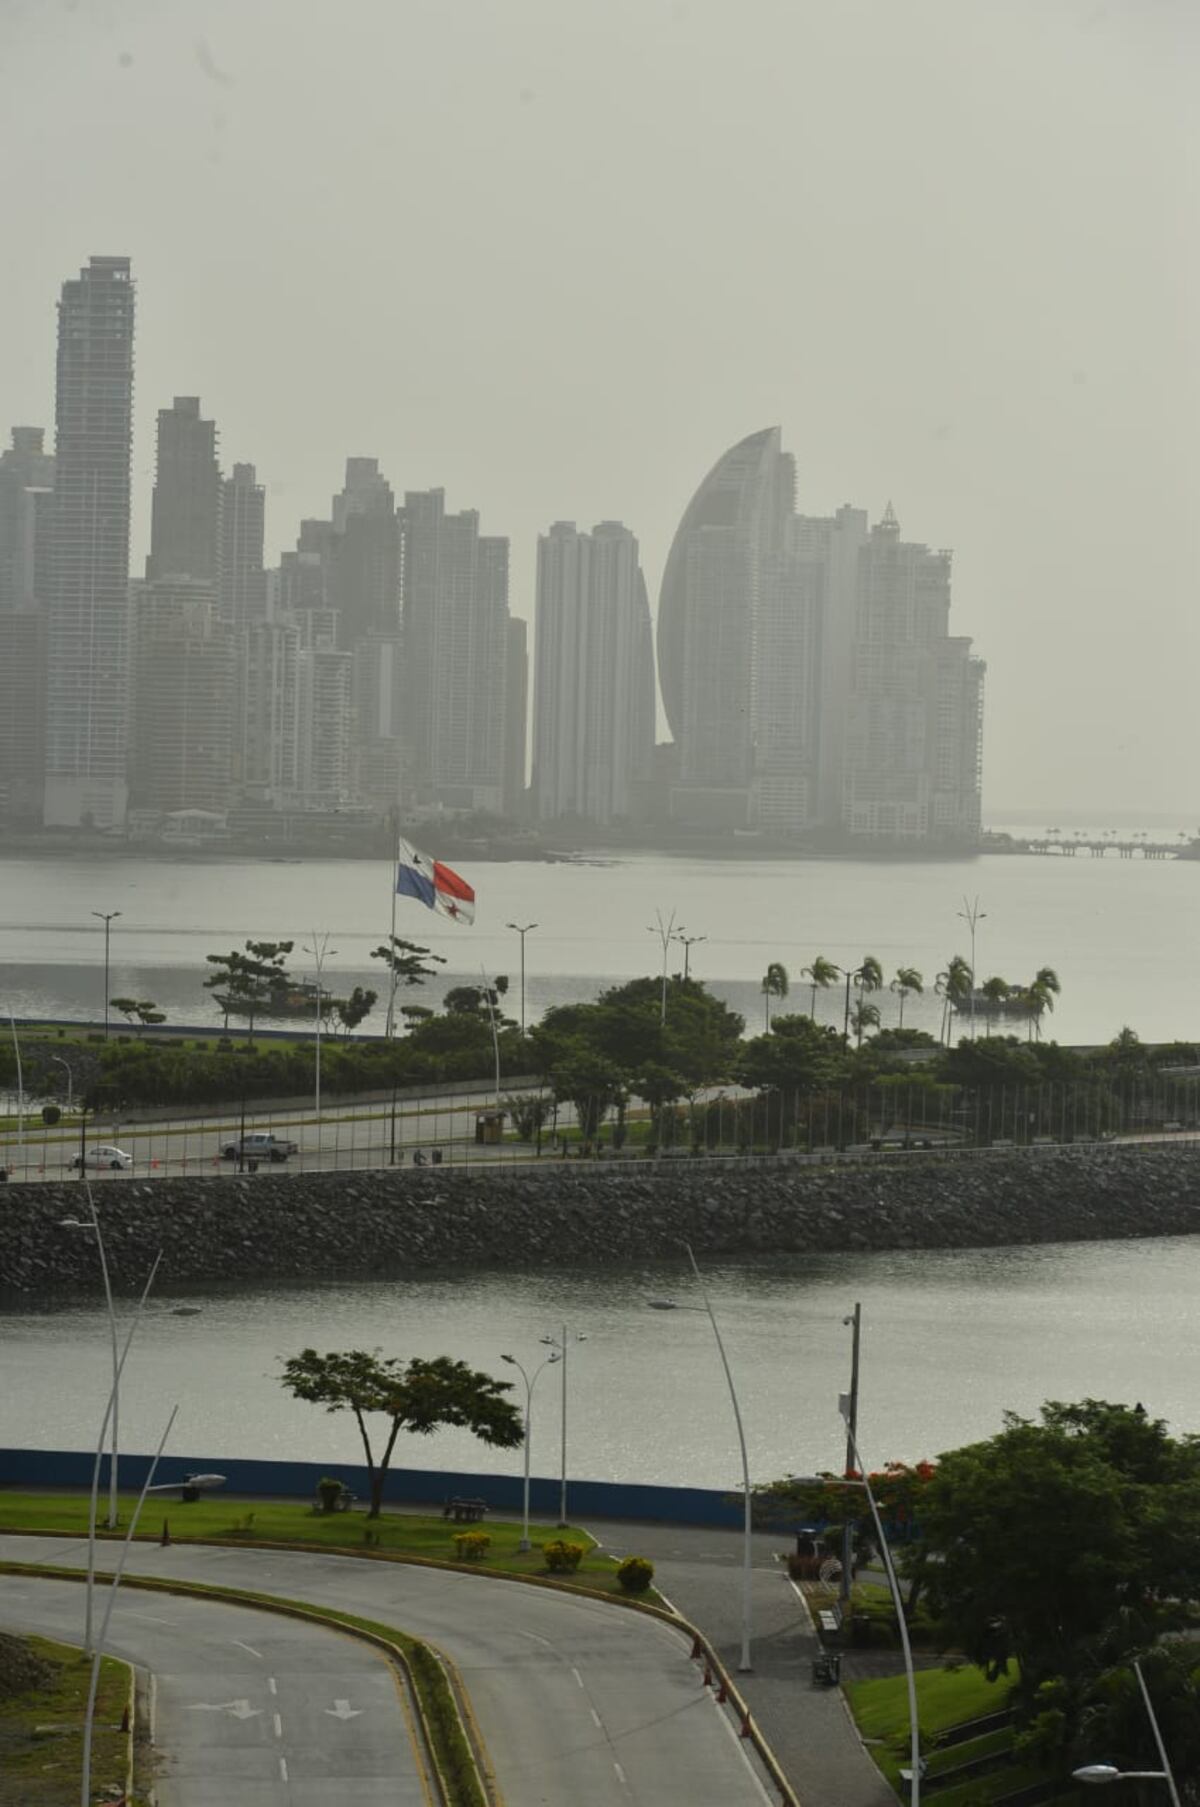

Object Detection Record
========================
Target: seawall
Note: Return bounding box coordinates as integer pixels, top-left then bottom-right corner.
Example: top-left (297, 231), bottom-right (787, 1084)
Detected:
top-left (2, 1144), bottom-right (1199, 1294)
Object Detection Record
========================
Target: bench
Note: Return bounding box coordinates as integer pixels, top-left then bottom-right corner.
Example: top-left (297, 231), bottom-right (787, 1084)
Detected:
top-left (442, 1496), bottom-right (488, 1524)
top-left (811, 1651), bottom-right (841, 1686)
top-left (817, 1604), bottom-right (843, 1641)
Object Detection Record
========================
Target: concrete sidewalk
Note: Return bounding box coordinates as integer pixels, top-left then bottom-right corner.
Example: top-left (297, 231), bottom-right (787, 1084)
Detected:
top-left (588, 1516), bottom-right (896, 1807)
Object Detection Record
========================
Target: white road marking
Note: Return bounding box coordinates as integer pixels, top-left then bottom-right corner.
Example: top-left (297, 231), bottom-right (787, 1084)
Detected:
top-left (188, 1699), bottom-right (261, 1719)
top-left (127, 1611), bottom-right (175, 1625)
top-left (273, 1712), bottom-right (283, 1739)
top-left (231, 1639), bottom-right (263, 1659)
top-left (613, 1760), bottom-right (628, 1786)
top-left (268, 1676), bottom-right (278, 1695)
top-left (325, 1698), bottom-right (363, 1719)
top-left (279, 1757), bottom-right (288, 1782)
top-left (571, 1666), bottom-right (584, 1688)
top-left (590, 1707), bottom-right (602, 1729)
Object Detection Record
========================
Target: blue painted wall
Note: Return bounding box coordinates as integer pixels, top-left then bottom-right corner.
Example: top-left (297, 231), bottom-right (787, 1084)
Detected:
top-left (0, 1448), bottom-right (744, 1529)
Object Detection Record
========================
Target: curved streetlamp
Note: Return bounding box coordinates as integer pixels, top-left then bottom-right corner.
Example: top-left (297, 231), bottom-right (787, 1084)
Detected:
top-left (956, 895), bottom-right (986, 1041)
top-left (506, 922), bottom-right (538, 1039)
top-left (1072, 1658), bottom-right (1182, 1806)
top-left (647, 1241), bottom-right (754, 1672)
top-left (539, 1325), bottom-right (586, 1526)
top-left (90, 909), bottom-right (121, 1040)
top-left (60, 1191), bottom-right (121, 1530)
top-left (500, 1348), bottom-right (560, 1551)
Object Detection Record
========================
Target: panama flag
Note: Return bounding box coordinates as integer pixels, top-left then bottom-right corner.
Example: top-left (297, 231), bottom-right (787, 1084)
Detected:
top-left (395, 836), bottom-right (476, 924)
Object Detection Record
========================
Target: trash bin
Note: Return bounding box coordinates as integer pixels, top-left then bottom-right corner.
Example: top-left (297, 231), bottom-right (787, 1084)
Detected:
top-left (474, 1111), bottom-right (505, 1145)
top-left (247, 1158), bottom-right (259, 1174)
top-left (431, 1148), bottom-right (443, 1165)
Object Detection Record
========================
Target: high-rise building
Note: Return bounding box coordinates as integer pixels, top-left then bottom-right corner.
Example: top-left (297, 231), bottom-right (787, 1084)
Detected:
top-left (0, 426), bottom-right (54, 822)
top-left (130, 579), bottom-right (234, 814)
top-left (503, 615), bottom-right (528, 818)
top-left (0, 426), bottom-right (55, 612)
top-left (400, 488), bottom-right (512, 813)
top-left (657, 427), bottom-right (793, 826)
top-left (146, 396), bottom-right (220, 583)
top-left (330, 458), bottom-right (399, 648)
top-left (840, 505), bottom-right (984, 840)
top-left (296, 641), bottom-right (353, 806)
top-left (43, 256), bottom-right (135, 828)
top-left (238, 619), bottom-right (301, 802)
top-left (659, 430), bottom-right (984, 841)
top-left (532, 520), bottom-right (654, 825)
top-left (218, 462), bottom-right (266, 627)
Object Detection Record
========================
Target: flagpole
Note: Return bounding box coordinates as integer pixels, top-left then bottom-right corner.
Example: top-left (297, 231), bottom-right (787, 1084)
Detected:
top-left (385, 828), bottom-right (399, 1038)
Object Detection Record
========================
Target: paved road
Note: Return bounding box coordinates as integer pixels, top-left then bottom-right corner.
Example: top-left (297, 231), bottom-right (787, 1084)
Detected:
top-left (590, 1517), bottom-right (895, 1807)
top-left (0, 1572), bottom-right (428, 1806)
top-left (0, 1534), bottom-right (775, 1807)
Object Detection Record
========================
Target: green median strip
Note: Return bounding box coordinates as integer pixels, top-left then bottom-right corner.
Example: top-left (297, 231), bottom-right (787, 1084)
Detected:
top-left (847, 1663), bottom-right (1019, 1800)
top-left (0, 1630), bottom-right (134, 1807)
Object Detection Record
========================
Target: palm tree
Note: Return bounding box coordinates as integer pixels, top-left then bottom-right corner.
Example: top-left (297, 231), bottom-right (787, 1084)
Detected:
top-left (842, 955), bottom-right (883, 1042)
top-left (1025, 966), bottom-right (1061, 1041)
top-left (935, 955), bottom-right (972, 1045)
top-left (850, 1000), bottom-right (881, 1048)
top-left (890, 966), bottom-right (924, 1030)
top-left (802, 956), bottom-right (840, 1021)
top-left (979, 975), bottom-right (1010, 1035)
top-left (760, 961), bottom-right (789, 1031)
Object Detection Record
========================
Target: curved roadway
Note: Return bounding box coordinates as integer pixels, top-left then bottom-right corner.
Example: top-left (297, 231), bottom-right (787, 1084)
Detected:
top-left (0, 1534), bottom-right (774, 1806)
top-left (0, 1572), bottom-right (427, 1806)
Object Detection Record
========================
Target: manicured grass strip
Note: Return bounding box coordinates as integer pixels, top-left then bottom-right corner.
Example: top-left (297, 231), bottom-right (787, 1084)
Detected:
top-left (0, 1633), bottom-right (132, 1807)
top-left (0, 1562), bottom-right (484, 1807)
top-left (847, 1663), bottom-right (1018, 1796)
top-left (0, 1490), bottom-right (644, 1592)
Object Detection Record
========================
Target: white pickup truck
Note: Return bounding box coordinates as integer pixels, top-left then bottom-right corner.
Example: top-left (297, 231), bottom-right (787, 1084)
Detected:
top-left (220, 1130), bottom-right (299, 1163)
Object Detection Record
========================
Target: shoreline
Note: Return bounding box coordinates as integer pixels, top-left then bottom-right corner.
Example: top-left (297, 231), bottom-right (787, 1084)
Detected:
top-left (2, 1144), bottom-right (1197, 1296)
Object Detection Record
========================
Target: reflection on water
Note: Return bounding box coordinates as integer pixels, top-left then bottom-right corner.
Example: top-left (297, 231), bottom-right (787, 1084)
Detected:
top-left (1, 1238), bottom-right (1196, 1487)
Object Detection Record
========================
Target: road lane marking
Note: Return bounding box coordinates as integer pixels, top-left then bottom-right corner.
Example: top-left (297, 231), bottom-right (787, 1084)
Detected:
top-left (613, 1760), bottom-right (628, 1786)
top-left (571, 1666), bottom-right (584, 1688)
top-left (127, 1611), bottom-right (175, 1625)
top-left (273, 1712), bottom-right (283, 1739)
top-left (326, 1698), bottom-right (363, 1719)
top-left (268, 1676), bottom-right (277, 1695)
top-left (279, 1757), bottom-right (288, 1782)
top-left (232, 1639), bottom-right (263, 1659)
top-left (188, 1699), bottom-right (261, 1719)
top-left (590, 1707), bottom-right (602, 1728)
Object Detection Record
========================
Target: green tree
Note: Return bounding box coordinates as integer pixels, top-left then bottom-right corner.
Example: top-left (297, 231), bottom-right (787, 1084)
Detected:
top-left (890, 967), bottom-right (924, 1030)
top-left (842, 955), bottom-right (883, 1042)
top-left (850, 999), bottom-right (881, 1048)
top-left (333, 986), bottom-right (378, 1035)
top-left (279, 1348), bottom-right (523, 1518)
top-left (802, 956), bottom-right (840, 1020)
top-left (370, 937), bottom-right (447, 1031)
top-left (920, 1400), bottom-right (1200, 1690)
top-left (109, 997), bottom-right (146, 1029)
top-left (760, 961), bottom-right (789, 1030)
top-left (979, 975), bottom-right (1011, 1033)
top-left (935, 955), bottom-right (973, 1044)
top-left (544, 1045), bottom-right (625, 1145)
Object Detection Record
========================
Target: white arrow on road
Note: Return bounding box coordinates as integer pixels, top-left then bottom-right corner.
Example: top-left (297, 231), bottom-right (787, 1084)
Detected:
top-left (189, 1699), bottom-right (262, 1719)
top-left (325, 1699), bottom-right (363, 1720)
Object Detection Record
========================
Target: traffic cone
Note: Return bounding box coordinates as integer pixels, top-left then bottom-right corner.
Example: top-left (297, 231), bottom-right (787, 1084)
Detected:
top-left (740, 1709), bottom-right (753, 1738)
top-left (160, 1519), bottom-right (171, 1546)
top-left (690, 1634), bottom-right (703, 1659)
top-left (120, 1704), bottom-right (130, 1733)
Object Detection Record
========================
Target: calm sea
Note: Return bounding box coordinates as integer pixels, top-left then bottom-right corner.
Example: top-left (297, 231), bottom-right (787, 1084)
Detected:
top-left (1, 845), bottom-right (1197, 1044)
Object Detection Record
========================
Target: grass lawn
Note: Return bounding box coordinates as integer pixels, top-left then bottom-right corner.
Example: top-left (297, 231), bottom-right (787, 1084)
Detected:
top-left (0, 1491), bottom-right (643, 1594)
top-left (848, 1662), bottom-right (1020, 1798)
top-left (0, 1633), bottom-right (131, 1806)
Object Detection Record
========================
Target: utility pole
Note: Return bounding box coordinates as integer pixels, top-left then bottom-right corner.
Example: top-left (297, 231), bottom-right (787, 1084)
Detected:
top-left (841, 1302), bottom-right (861, 1610)
top-left (506, 922), bottom-right (537, 1039)
top-left (91, 911), bottom-right (121, 1041)
top-left (648, 908), bottom-right (677, 1025)
top-left (672, 929), bottom-right (706, 981)
top-left (957, 895), bottom-right (986, 1041)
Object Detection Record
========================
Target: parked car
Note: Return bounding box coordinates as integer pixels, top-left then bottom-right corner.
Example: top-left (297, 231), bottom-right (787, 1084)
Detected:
top-left (219, 1131), bottom-right (298, 1162)
top-left (71, 1145), bottom-right (133, 1171)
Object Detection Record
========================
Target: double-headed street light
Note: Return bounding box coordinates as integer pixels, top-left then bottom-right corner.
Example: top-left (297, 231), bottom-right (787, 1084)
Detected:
top-left (303, 931), bottom-right (337, 1122)
top-left (671, 929), bottom-right (707, 981)
top-left (957, 895), bottom-right (986, 1041)
top-left (501, 1348), bottom-right (561, 1551)
top-left (539, 1325), bottom-right (586, 1526)
top-left (648, 1242), bottom-right (754, 1672)
top-left (506, 922), bottom-right (538, 1039)
top-left (91, 910), bottom-right (121, 1041)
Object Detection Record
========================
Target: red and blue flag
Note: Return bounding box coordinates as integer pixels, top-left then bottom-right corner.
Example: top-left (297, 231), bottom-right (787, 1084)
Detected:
top-left (396, 837), bottom-right (476, 924)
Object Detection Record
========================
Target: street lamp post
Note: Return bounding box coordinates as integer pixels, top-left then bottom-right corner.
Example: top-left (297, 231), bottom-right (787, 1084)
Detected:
top-left (1071, 1659), bottom-right (1182, 1806)
top-left (7, 1008), bottom-right (24, 1177)
top-left (506, 922), bottom-right (538, 1039)
top-left (840, 1302), bottom-right (862, 1610)
top-left (957, 895), bottom-right (986, 1041)
top-left (540, 1325), bottom-right (586, 1526)
top-left (303, 931), bottom-right (337, 1122)
top-left (647, 1243), bottom-right (754, 1672)
top-left (91, 910), bottom-right (121, 1041)
top-left (61, 1189), bottom-right (121, 1530)
top-left (49, 1054), bottom-right (74, 1112)
top-left (648, 908), bottom-right (677, 1025)
top-left (839, 1403), bottom-right (921, 1804)
top-left (500, 1348), bottom-right (560, 1551)
top-left (672, 929), bottom-right (707, 981)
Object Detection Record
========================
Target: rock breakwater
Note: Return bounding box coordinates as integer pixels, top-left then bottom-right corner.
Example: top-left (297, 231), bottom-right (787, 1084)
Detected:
top-left (2, 1145), bottom-right (1199, 1294)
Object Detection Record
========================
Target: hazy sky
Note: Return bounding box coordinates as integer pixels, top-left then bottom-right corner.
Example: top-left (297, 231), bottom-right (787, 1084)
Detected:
top-left (2, 0), bottom-right (1196, 815)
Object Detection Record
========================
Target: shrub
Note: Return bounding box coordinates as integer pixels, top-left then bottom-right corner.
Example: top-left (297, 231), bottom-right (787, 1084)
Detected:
top-left (616, 1555), bottom-right (654, 1594)
top-left (542, 1539), bottom-right (585, 1574)
top-left (452, 1531), bottom-right (491, 1563)
top-left (316, 1476), bottom-right (345, 1513)
top-left (41, 1104), bottom-right (61, 1126)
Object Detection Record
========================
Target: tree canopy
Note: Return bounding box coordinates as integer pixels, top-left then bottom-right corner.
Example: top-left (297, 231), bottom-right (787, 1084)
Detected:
top-left (280, 1347), bottom-right (523, 1517)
